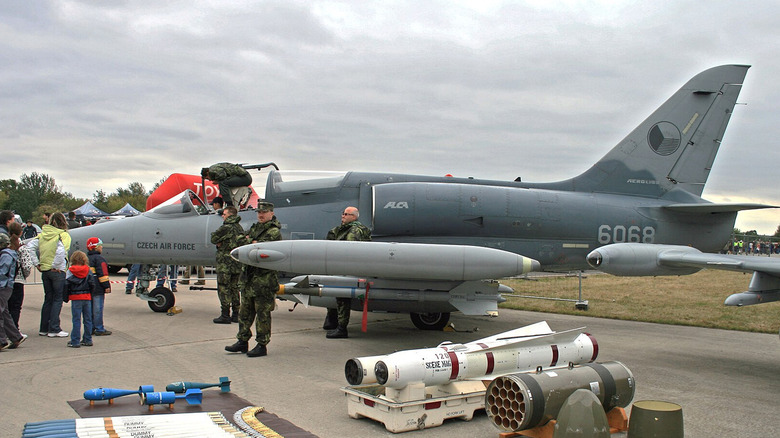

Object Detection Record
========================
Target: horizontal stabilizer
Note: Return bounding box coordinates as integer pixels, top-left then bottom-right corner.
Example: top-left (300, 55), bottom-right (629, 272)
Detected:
top-left (661, 203), bottom-right (776, 214)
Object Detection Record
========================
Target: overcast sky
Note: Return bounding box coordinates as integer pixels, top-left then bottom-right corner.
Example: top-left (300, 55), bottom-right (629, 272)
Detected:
top-left (2, 1), bottom-right (779, 233)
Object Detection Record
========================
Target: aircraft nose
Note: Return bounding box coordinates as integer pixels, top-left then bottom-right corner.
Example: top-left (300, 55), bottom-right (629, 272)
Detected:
top-left (586, 250), bottom-right (603, 268)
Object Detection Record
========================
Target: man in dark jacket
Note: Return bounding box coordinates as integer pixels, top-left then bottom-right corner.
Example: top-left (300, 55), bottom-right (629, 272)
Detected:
top-left (22, 220), bottom-right (38, 240)
top-left (86, 237), bottom-right (112, 336)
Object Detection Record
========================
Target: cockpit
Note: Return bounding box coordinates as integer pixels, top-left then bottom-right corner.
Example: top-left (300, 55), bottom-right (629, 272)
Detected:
top-left (144, 190), bottom-right (210, 217)
top-left (267, 170), bottom-right (348, 195)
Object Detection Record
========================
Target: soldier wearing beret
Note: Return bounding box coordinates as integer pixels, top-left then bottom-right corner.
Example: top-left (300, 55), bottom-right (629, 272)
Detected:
top-left (225, 201), bottom-right (281, 357)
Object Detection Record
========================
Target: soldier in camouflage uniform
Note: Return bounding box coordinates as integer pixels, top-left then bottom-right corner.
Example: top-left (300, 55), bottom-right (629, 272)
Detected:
top-left (225, 202), bottom-right (281, 357)
top-left (210, 206), bottom-right (245, 324)
top-left (201, 163), bottom-right (252, 208)
top-left (324, 206), bottom-right (371, 339)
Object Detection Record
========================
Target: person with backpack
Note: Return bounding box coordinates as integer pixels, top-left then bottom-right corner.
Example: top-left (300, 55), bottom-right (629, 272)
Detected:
top-left (0, 233), bottom-right (26, 350)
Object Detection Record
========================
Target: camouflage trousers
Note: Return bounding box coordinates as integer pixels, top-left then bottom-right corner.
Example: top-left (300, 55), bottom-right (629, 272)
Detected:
top-left (236, 288), bottom-right (274, 346)
top-left (334, 297), bottom-right (352, 327)
top-left (216, 271), bottom-right (241, 313)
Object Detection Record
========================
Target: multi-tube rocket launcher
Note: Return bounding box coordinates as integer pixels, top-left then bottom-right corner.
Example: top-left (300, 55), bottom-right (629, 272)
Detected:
top-left (344, 321), bottom-right (598, 389)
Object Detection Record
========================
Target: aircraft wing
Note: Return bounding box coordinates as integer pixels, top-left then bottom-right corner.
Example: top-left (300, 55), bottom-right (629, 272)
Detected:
top-left (587, 243), bottom-right (780, 306)
top-left (657, 251), bottom-right (780, 276)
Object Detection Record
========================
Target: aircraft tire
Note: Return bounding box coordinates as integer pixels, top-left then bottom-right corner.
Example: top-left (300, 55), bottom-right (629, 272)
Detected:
top-left (410, 312), bottom-right (450, 331)
top-left (148, 287), bottom-right (175, 313)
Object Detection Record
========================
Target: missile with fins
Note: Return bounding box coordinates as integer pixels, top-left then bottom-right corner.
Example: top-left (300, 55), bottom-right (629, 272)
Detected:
top-left (345, 321), bottom-right (598, 389)
top-left (277, 274), bottom-right (512, 316)
top-left (141, 388), bottom-right (203, 406)
top-left (166, 376), bottom-right (231, 393)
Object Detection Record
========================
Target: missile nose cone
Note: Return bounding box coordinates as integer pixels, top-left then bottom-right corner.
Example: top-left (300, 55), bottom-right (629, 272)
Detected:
top-left (530, 259), bottom-right (541, 272)
top-left (586, 250), bottom-right (603, 268)
top-left (83, 388), bottom-right (102, 400)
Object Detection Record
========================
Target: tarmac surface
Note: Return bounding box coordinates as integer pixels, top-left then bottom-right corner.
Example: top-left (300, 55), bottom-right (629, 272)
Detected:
top-left (2, 273), bottom-right (779, 438)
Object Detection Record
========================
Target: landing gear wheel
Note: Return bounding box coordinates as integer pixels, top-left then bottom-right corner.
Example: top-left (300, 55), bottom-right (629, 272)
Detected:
top-left (148, 287), bottom-right (175, 313)
top-left (410, 312), bottom-right (450, 330)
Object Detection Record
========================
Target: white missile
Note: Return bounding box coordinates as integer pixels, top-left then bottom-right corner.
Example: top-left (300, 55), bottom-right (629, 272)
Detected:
top-left (345, 321), bottom-right (598, 389)
top-left (278, 275), bottom-right (513, 317)
top-left (231, 240), bottom-right (540, 281)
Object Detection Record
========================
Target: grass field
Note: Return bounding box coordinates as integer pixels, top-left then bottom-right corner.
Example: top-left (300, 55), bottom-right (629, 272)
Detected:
top-left (500, 270), bottom-right (780, 334)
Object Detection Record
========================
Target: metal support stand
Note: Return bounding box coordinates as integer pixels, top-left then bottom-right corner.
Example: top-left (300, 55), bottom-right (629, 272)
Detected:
top-left (575, 270), bottom-right (589, 310)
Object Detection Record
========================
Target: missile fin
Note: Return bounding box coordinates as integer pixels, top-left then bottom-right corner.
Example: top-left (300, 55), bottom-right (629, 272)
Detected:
top-left (472, 327), bottom-right (586, 353)
top-left (293, 294), bottom-right (310, 307)
top-left (472, 321), bottom-right (552, 344)
top-left (294, 275), bottom-right (312, 288)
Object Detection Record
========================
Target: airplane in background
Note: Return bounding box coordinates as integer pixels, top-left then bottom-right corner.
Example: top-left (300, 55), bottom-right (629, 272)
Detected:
top-left (69, 64), bottom-right (773, 329)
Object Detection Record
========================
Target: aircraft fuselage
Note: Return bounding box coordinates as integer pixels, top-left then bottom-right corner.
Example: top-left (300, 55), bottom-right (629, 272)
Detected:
top-left (71, 171), bottom-right (735, 272)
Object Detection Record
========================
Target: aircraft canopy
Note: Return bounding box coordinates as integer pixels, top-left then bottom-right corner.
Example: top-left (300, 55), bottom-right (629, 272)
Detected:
top-left (145, 190), bottom-right (209, 217)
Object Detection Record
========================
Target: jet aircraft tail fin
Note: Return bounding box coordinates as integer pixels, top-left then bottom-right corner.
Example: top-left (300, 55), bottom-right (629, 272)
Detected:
top-left (545, 65), bottom-right (749, 199)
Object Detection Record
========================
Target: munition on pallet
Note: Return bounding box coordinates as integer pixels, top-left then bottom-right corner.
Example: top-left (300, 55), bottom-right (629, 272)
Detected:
top-left (345, 321), bottom-right (598, 389)
top-left (166, 376), bottom-right (231, 393)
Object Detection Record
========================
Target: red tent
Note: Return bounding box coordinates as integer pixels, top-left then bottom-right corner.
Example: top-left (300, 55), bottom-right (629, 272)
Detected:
top-left (145, 173), bottom-right (259, 210)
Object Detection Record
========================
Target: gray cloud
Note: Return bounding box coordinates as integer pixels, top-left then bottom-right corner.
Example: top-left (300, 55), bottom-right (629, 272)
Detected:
top-left (2, 0), bottom-right (778, 232)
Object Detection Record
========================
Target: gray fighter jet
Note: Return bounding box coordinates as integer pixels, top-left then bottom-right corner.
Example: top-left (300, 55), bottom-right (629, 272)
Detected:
top-left (69, 64), bottom-right (770, 328)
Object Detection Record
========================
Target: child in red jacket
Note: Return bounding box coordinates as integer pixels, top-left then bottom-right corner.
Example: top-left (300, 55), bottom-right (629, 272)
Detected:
top-left (64, 251), bottom-right (97, 348)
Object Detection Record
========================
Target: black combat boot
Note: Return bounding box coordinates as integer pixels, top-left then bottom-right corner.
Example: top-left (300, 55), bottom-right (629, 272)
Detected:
top-left (225, 340), bottom-right (248, 353)
top-left (247, 344), bottom-right (267, 357)
top-left (213, 309), bottom-right (231, 324)
top-left (322, 309), bottom-right (338, 330)
top-left (326, 326), bottom-right (348, 339)
top-left (231, 307), bottom-right (239, 323)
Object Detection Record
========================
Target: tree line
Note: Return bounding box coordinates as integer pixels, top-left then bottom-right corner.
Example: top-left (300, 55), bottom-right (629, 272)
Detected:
top-left (0, 172), bottom-right (161, 224)
top-left (3, 172), bottom-right (780, 239)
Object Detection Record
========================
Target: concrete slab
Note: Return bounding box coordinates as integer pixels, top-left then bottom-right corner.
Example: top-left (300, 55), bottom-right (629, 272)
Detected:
top-left (2, 274), bottom-right (778, 437)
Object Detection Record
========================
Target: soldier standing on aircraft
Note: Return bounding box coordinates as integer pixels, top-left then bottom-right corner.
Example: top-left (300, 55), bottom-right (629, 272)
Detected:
top-left (323, 206), bottom-right (371, 339)
top-left (210, 206), bottom-right (245, 324)
top-left (201, 163), bottom-right (252, 208)
top-left (225, 202), bottom-right (281, 357)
